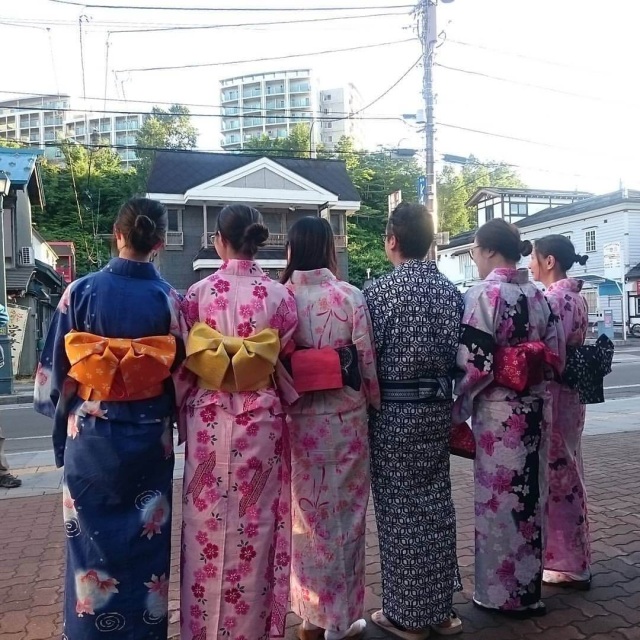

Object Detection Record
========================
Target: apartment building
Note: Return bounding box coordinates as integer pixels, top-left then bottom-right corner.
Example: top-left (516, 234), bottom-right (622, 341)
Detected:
top-left (0, 95), bottom-right (144, 166)
top-left (318, 85), bottom-right (364, 150)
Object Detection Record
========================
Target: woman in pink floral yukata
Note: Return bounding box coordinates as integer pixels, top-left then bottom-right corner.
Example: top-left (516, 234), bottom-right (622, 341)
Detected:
top-left (454, 219), bottom-right (560, 619)
top-left (281, 217), bottom-right (380, 640)
top-left (176, 204), bottom-right (299, 640)
top-left (529, 235), bottom-right (591, 590)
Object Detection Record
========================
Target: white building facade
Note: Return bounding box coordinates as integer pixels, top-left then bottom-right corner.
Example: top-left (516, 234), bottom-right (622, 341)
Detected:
top-left (318, 84), bottom-right (364, 150)
top-left (220, 70), bottom-right (315, 150)
top-left (438, 189), bottom-right (640, 325)
top-left (0, 95), bottom-right (144, 166)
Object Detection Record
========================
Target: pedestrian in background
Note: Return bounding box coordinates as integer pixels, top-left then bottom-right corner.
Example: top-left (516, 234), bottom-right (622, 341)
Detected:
top-left (0, 301), bottom-right (21, 489)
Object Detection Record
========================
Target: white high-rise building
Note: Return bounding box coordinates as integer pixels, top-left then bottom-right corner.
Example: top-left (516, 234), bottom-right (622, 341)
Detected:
top-left (0, 94), bottom-right (144, 166)
top-left (318, 84), bottom-right (364, 150)
top-left (220, 70), bottom-right (315, 150)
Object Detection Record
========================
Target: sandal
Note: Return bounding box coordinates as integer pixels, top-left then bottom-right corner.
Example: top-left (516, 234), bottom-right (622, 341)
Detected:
top-left (370, 610), bottom-right (430, 640)
top-left (431, 610), bottom-right (463, 636)
top-left (0, 473), bottom-right (22, 489)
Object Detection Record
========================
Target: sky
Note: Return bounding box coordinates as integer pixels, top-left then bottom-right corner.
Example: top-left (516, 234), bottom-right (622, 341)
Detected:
top-left (0, 0), bottom-right (638, 195)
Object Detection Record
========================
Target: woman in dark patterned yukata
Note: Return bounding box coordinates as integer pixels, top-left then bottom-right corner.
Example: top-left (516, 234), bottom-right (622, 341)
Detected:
top-left (453, 219), bottom-right (560, 618)
top-left (364, 202), bottom-right (464, 640)
top-left (34, 198), bottom-right (183, 640)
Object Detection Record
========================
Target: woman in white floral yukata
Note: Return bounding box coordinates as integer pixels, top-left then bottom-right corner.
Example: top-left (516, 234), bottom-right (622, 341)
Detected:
top-left (529, 235), bottom-right (592, 590)
top-left (453, 219), bottom-right (560, 618)
top-left (281, 217), bottom-right (380, 640)
top-left (176, 204), bottom-right (298, 640)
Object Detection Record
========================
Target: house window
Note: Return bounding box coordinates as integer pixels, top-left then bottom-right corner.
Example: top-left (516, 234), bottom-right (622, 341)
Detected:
top-left (324, 94), bottom-right (331, 101)
top-left (167, 209), bottom-right (182, 232)
top-left (324, 122), bottom-right (332, 129)
top-left (585, 229), bottom-right (596, 253)
top-left (485, 205), bottom-right (494, 221)
top-left (509, 203), bottom-right (527, 217)
top-left (582, 288), bottom-right (598, 313)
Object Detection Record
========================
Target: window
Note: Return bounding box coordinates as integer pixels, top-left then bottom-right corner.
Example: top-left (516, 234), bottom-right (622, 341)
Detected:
top-left (585, 229), bottom-right (596, 253)
top-left (485, 205), bottom-right (494, 221)
top-left (324, 122), bottom-right (332, 129)
top-left (509, 203), bottom-right (528, 217)
top-left (582, 288), bottom-right (597, 313)
top-left (167, 209), bottom-right (182, 232)
top-left (324, 94), bottom-right (332, 101)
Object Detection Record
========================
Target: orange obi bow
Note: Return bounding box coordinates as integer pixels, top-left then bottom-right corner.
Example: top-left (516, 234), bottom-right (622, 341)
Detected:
top-left (493, 342), bottom-right (561, 393)
top-left (185, 322), bottom-right (280, 393)
top-left (64, 331), bottom-right (177, 402)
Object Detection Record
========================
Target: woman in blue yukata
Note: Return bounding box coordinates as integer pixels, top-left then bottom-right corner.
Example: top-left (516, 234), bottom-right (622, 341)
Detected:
top-left (34, 198), bottom-right (183, 640)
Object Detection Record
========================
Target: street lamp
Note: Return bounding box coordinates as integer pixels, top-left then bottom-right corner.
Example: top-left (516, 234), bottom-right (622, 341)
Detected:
top-left (0, 170), bottom-right (13, 395)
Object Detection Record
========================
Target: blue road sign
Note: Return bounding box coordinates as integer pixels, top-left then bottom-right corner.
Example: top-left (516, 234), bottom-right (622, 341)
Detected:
top-left (417, 176), bottom-right (427, 204)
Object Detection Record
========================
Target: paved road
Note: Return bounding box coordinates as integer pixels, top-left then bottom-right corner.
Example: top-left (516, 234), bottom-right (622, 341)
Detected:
top-left (3, 349), bottom-right (639, 455)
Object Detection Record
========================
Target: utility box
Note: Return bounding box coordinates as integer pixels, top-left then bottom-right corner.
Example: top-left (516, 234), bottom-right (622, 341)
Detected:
top-left (597, 309), bottom-right (615, 339)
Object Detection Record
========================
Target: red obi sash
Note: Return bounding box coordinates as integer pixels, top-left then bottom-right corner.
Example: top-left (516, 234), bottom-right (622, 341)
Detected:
top-left (493, 342), bottom-right (561, 393)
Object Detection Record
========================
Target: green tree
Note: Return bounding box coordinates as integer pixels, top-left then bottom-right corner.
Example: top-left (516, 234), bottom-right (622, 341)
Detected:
top-left (33, 141), bottom-right (138, 276)
top-left (135, 104), bottom-right (198, 188)
top-left (242, 123), bottom-right (322, 158)
top-left (438, 158), bottom-right (525, 235)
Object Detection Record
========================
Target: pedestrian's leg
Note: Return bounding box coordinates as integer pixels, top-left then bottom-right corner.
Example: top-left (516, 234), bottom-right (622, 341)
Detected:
top-left (0, 426), bottom-right (21, 488)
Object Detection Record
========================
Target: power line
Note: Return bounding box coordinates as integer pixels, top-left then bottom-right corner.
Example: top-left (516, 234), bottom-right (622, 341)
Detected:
top-left (436, 62), bottom-right (638, 108)
top-left (116, 38), bottom-right (416, 72)
top-left (0, 103), bottom-right (405, 122)
top-left (108, 10), bottom-right (411, 34)
top-left (50, 1), bottom-right (414, 11)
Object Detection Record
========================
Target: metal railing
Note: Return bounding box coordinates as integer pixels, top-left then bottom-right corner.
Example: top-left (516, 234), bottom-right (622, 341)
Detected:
top-left (202, 233), bottom-right (347, 249)
top-left (166, 231), bottom-right (184, 246)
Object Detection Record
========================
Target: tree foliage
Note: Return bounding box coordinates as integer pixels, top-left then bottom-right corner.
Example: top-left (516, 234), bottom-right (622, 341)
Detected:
top-left (241, 123), bottom-right (324, 158)
top-left (135, 104), bottom-right (198, 188)
top-left (438, 157), bottom-right (525, 235)
top-left (33, 141), bottom-right (138, 276)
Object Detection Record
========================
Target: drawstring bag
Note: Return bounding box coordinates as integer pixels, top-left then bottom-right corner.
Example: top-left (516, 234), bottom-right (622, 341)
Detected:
top-left (450, 421), bottom-right (475, 459)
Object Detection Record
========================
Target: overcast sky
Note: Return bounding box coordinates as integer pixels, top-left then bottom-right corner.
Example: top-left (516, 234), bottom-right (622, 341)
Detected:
top-left (1, 0), bottom-right (637, 194)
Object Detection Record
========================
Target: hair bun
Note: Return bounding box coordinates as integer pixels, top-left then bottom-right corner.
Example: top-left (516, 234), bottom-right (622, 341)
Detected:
top-left (135, 214), bottom-right (156, 233)
top-left (576, 253), bottom-right (589, 266)
top-left (242, 222), bottom-right (269, 246)
top-left (519, 239), bottom-right (533, 257)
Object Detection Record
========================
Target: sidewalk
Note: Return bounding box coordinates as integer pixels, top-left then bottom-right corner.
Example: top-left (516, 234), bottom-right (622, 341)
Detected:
top-left (2, 430), bottom-right (640, 640)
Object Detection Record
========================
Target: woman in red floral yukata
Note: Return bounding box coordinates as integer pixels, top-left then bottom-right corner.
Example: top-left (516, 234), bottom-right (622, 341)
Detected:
top-left (529, 235), bottom-right (592, 590)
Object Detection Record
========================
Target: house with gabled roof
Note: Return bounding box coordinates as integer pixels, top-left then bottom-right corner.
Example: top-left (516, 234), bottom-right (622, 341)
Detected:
top-left (146, 150), bottom-right (360, 292)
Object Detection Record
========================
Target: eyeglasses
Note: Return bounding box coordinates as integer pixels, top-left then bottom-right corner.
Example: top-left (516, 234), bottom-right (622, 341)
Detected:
top-left (381, 233), bottom-right (391, 243)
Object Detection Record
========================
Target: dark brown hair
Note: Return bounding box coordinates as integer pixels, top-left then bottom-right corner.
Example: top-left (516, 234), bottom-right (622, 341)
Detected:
top-left (216, 204), bottom-right (269, 257)
top-left (534, 234), bottom-right (588, 271)
top-left (114, 197), bottom-right (167, 255)
top-left (280, 216), bottom-right (338, 284)
top-left (387, 202), bottom-right (434, 259)
top-left (475, 218), bottom-right (532, 262)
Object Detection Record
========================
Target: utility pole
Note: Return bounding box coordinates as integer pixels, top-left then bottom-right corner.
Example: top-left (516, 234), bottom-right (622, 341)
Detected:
top-left (419, 0), bottom-right (453, 259)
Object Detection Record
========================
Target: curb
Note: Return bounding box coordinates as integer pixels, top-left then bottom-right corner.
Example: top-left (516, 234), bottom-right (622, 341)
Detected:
top-left (0, 393), bottom-right (33, 406)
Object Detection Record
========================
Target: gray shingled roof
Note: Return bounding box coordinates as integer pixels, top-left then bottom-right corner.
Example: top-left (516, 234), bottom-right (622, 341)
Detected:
top-left (6, 268), bottom-right (34, 292)
top-left (516, 189), bottom-right (640, 229)
top-left (146, 151), bottom-right (360, 202)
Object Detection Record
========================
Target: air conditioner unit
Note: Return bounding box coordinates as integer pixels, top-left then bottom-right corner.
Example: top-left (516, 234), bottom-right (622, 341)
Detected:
top-left (19, 246), bottom-right (35, 266)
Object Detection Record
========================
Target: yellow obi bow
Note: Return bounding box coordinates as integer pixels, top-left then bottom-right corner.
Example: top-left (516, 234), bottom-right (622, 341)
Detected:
top-left (64, 331), bottom-right (177, 401)
top-left (185, 322), bottom-right (280, 392)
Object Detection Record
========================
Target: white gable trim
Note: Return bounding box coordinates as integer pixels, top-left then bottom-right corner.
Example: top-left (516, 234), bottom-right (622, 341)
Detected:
top-left (178, 157), bottom-right (340, 205)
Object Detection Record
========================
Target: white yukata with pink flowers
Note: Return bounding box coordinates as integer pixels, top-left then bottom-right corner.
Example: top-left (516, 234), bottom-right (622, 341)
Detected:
top-left (543, 278), bottom-right (591, 582)
top-left (176, 259), bottom-right (298, 640)
top-left (285, 268), bottom-right (380, 635)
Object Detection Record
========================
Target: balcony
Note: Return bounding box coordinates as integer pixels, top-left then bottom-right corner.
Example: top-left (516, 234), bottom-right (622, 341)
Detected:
top-left (243, 117), bottom-right (263, 128)
top-left (289, 83), bottom-right (311, 93)
top-left (202, 233), bottom-right (346, 249)
top-left (266, 85), bottom-right (285, 95)
top-left (242, 87), bottom-right (262, 98)
top-left (222, 120), bottom-right (241, 131)
top-left (290, 98), bottom-right (311, 109)
top-left (243, 102), bottom-right (262, 113)
top-left (222, 92), bottom-right (239, 102)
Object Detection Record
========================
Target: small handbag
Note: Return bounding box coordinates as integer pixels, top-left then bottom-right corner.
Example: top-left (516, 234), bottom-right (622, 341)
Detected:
top-left (289, 345), bottom-right (362, 394)
top-left (563, 334), bottom-right (614, 404)
top-left (450, 421), bottom-right (476, 459)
